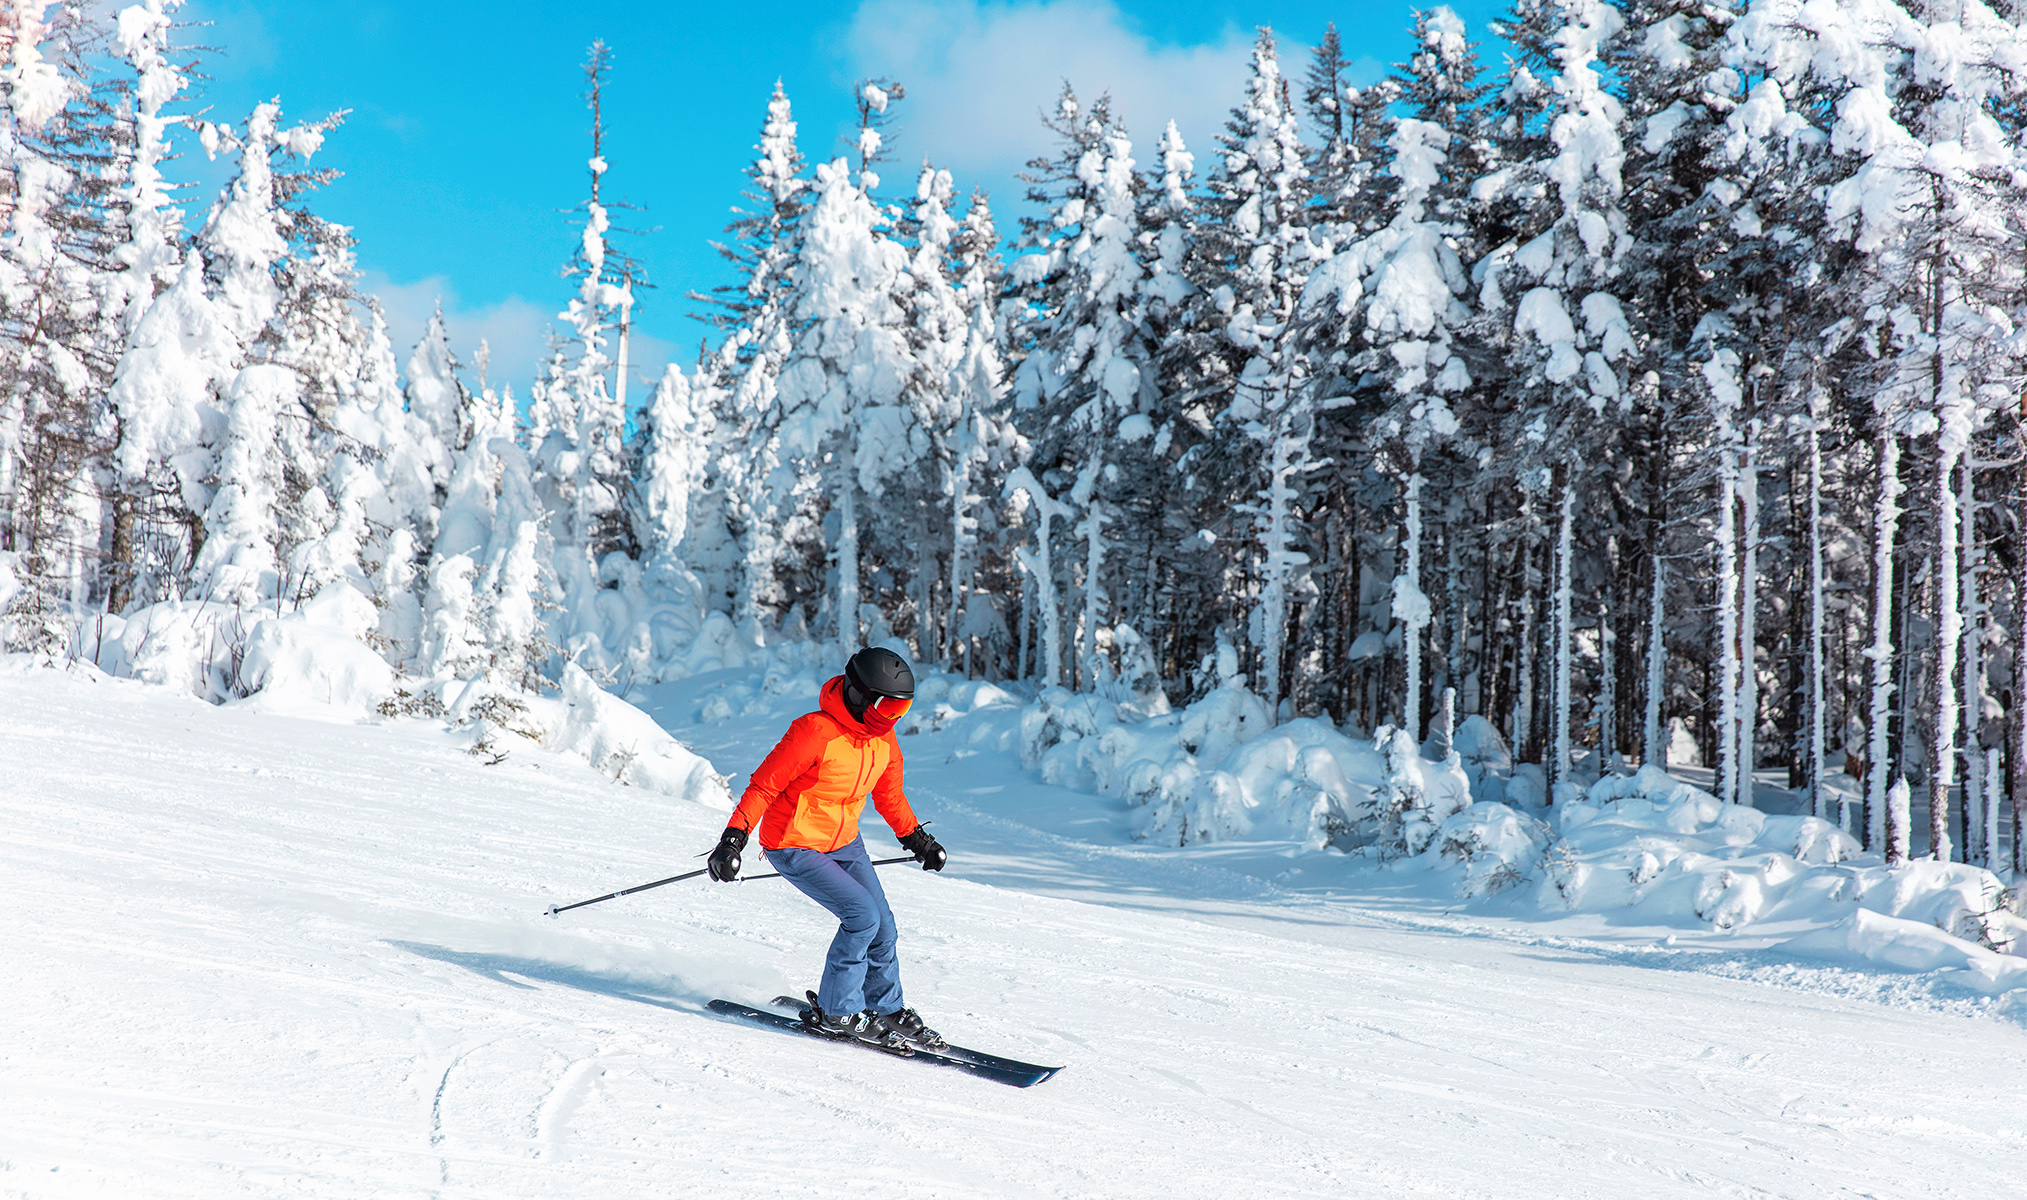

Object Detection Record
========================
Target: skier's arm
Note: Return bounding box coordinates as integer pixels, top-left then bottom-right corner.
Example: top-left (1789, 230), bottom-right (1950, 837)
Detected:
top-left (729, 717), bottom-right (822, 834)
top-left (870, 736), bottom-right (921, 838)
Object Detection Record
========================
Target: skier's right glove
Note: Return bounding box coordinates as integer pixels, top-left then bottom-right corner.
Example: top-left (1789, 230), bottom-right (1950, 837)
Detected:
top-left (899, 825), bottom-right (946, 872)
top-left (708, 827), bottom-right (749, 882)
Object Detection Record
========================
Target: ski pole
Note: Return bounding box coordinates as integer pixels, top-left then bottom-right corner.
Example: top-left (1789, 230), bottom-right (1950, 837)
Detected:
top-left (545, 856), bottom-right (920, 916)
top-left (738, 855), bottom-right (915, 883)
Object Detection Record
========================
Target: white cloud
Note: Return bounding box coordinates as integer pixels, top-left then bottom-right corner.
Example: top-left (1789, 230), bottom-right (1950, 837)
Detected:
top-left (841, 0), bottom-right (1256, 179)
top-left (360, 270), bottom-right (672, 404)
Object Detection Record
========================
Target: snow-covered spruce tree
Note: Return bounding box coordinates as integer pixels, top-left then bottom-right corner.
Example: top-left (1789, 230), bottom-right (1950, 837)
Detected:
top-left (1469, 0), bottom-right (1637, 791)
top-left (942, 189), bottom-right (1018, 676)
top-left (1299, 6), bottom-right (1483, 738)
top-left (529, 40), bottom-right (646, 671)
top-left (1010, 90), bottom-right (1159, 692)
top-left (1004, 83), bottom-right (1102, 679)
top-left (0, 1), bottom-right (120, 650)
top-left (415, 336), bottom-right (556, 698)
top-left (1730, 0), bottom-right (2027, 856)
top-left (899, 169), bottom-right (1014, 669)
top-left (893, 163), bottom-right (967, 662)
top-left (99, 0), bottom-right (191, 614)
top-left (668, 345), bottom-right (745, 616)
top-left (1299, 22), bottom-right (1399, 242)
top-left (404, 304), bottom-right (466, 454)
top-left (1136, 117), bottom-right (1244, 688)
top-left (694, 79), bottom-right (810, 628)
top-left (627, 361), bottom-right (712, 653)
top-left (771, 78), bottom-right (916, 655)
top-left (186, 100), bottom-right (339, 612)
top-left (1443, 0), bottom-right (1566, 761)
top-left (1607, 0), bottom-right (1734, 774)
top-left (1868, 3), bottom-right (2027, 863)
top-left (1193, 30), bottom-right (1323, 710)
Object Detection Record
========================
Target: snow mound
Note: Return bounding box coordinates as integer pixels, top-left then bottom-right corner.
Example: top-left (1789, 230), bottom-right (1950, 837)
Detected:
top-left (1019, 679), bottom-right (1471, 852)
top-left (1451, 714), bottom-right (1514, 804)
top-left (74, 589), bottom-right (727, 809)
top-left (79, 600), bottom-right (254, 701)
top-left (897, 670), bottom-right (1022, 734)
top-left (236, 585), bottom-right (394, 716)
top-left (77, 584), bottom-right (396, 716)
top-left (1781, 909), bottom-right (2027, 995)
top-left (1535, 765), bottom-right (2027, 982)
top-left (1438, 801), bottom-right (1551, 896)
top-left (541, 663), bottom-right (731, 807)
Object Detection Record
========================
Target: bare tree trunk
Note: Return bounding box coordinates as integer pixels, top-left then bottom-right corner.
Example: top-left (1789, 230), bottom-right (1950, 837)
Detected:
top-left (1867, 428), bottom-right (1905, 863)
top-left (1959, 454), bottom-right (1983, 865)
top-left (1809, 413), bottom-right (1828, 820)
top-left (107, 490), bottom-right (137, 614)
top-left (837, 480), bottom-right (860, 655)
top-left (1930, 457), bottom-right (1965, 863)
top-left (1599, 583), bottom-right (1616, 768)
top-left (1399, 472), bottom-right (1426, 741)
top-left (2015, 433), bottom-right (2027, 874)
top-left (1551, 474), bottom-right (1576, 792)
top-left (1515, 513), bottom-right (1537, 766)
top-left (1739, 424), bottom-right (1761, 805)
top-left (1448, 517), bottom-right (1467, 712)
top-left (1644, 551), bottom-right (1667, 768)
top-left (1716, 417), bottom-right (1741, 806)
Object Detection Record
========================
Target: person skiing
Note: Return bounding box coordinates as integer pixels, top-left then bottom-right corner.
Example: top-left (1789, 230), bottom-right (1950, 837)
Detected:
top-left (705, 646), bottom-right (948, 1048)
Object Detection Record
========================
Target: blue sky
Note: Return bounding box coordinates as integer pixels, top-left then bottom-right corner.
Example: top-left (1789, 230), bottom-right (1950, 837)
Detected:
top-left (181, 0), bottom-right (1507, 395)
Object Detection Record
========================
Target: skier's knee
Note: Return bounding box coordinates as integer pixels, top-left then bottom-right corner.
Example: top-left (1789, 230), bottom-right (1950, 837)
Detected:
top-left (838, 900), bottom-right (879, 938)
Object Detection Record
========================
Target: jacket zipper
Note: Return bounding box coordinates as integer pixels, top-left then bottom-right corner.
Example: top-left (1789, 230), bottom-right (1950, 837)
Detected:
top-left (832, 732), bottom-right (877, 853)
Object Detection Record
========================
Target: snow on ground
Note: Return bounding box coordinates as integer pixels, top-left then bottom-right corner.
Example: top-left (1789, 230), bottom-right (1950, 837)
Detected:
top-left (4, 657), bottom-right (2025, 1198)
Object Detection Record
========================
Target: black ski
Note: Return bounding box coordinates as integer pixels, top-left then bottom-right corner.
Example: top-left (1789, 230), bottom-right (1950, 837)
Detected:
top-left (706, 999), bottom-right (1061, 1087)
top-left (766, 995), bottom-right (1060, 1080)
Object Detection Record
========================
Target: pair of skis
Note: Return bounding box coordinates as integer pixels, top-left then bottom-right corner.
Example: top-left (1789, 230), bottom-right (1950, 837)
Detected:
top-left (706, 995), bottom-right (1061, 1088)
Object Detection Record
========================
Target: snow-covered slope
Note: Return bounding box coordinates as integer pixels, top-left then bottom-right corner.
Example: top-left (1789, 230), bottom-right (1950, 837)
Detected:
top-left (4, 659), bottom-right (2023, 1198)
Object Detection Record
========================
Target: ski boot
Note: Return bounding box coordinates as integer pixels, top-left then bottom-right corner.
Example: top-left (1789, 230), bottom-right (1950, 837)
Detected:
top-left (798, 992), bottom-right (870, 1039)
top-left (866, 1006), bottom-right (946, 1051)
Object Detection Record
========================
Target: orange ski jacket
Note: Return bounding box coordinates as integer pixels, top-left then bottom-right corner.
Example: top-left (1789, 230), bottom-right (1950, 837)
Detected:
top-left (729, 676), bottom-right (921, 852)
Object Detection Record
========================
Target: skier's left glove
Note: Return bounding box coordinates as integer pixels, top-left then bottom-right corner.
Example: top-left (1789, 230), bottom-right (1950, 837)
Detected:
top-left (899, 825), bottom-right (946, 872)
top-left (708, 827), bottom-right (748, 882)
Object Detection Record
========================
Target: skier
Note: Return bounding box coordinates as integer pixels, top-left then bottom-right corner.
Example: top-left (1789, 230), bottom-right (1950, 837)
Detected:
top-left (705, 646), bottom-right (949, 1048)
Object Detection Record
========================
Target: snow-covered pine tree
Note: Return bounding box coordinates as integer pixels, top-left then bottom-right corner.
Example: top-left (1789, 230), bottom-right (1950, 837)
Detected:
top-left (1192, 29), bottom-right (1323, 711)
top-left (772, 78), bottom-right (916, 654)
top-left (0, 1), bottom-right (115, 649)
top-left (186, 100), bottom-right (340, 611)
top-left (1472, 0), bottom-right (1636, 789)
top-left (1731, 0), bottom-right (2027, 854)
top-left (898, 168), bottom-right (1013, 668)
top-left (1300, 6), bottom-right (1483, 736)
top-left (1010, 91), bottom-right (1157, 691)
top-left (404, 304), bottom-right (466, 455)
top-left (1299, 22), bottom-right (1398, 242)
top-left (1608, 0), bottom-right (1752, 775)
top-left (893, 163), bottom-right (967, 661)
top-left (416, 332), bottom-right (559, 695)
top-left (943, 189), bottom-right (1017, 676)
top-left (528, 40), bottom-right (649, 671)
top-left (696, 80), bottom-right (810, 629)
top-left (631, 361), bottom-right (711, 607)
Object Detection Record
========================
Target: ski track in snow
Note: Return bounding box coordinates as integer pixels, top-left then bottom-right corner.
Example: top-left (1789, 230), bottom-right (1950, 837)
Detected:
top-left (1, 663), bottom-right (2021, 1198)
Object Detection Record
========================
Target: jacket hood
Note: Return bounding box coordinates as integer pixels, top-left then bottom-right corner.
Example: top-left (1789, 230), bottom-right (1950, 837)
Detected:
top-left (819, 674), bottom-right (908, 736)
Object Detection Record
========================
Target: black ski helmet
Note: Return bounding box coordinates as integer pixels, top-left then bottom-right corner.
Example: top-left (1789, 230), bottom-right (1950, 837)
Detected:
top-left (845, 646), bottom-right (916, 700)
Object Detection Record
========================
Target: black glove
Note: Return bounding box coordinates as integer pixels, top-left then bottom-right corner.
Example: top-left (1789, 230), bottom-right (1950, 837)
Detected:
top-left (899, 825), bottom-right (946, 872)
top-left (708, 827), bottom-right (748, 882)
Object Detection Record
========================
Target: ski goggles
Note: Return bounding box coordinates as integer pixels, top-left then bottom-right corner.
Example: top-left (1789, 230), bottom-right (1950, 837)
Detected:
top-left (873, 695), bottom-right (912, 719)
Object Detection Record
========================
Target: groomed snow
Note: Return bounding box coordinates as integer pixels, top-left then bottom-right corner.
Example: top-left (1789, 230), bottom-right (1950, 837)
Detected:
top-left (4, 658), bottom-right (2023, 1197)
